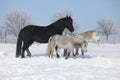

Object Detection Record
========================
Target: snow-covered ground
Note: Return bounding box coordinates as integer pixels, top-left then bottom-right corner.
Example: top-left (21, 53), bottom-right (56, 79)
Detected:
top-left (0, 43), bottom-right (120, 80)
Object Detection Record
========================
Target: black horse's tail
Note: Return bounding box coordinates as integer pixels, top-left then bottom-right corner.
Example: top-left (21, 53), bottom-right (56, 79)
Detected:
top-left (16, 31), bottom-right (22, 58)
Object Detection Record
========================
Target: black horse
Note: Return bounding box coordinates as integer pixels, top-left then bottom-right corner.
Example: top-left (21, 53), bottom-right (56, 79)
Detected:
top-left (16, 16), bottom-right (74, 58)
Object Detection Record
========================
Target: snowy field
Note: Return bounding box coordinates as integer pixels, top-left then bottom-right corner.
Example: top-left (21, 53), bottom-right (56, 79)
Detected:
top-left (0, 43), bottom-right (120, 80)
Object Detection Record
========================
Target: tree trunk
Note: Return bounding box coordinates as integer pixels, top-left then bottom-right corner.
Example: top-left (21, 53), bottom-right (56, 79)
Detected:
top-left (106, 35), bottom-right (109, 41)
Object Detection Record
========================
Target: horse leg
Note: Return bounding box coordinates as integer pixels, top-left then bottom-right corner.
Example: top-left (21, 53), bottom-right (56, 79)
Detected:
top-left (55, 46), bottom-right (60, 58)
top-left (26, 41), bottom-right (33, 57)
top-left (81, 50), bottom-right (84, 58)
top-left (63, 49), bottom-right (67, 57)
top-left (21, 43), bottom-right (27, 58)
top-left (56, 47), bottom-right (63, 58)
top-left (76, 47), bottom-right (79, 55)
top-left (65, 49), bottom-right (70, 57)
top-left (50, 48), bottom-right (54, 58)
top-left (70, 47), bottom-right (76, 59)
top-left (26, 49), bottom-right (31, 57)
top-left (65, 49), bottom-right (70, 59)
top-left (21, 41), bottom-right (33, 58)
top-left (72, 49), bottom-right (76, 59)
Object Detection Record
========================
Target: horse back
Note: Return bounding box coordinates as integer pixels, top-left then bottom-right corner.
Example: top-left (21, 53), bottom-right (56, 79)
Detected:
top-left (20, 25), bottom-right (49, 43)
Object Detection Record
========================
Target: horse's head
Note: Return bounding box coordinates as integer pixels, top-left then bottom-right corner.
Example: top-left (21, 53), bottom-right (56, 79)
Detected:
top-left (64, 16), bottom-right (74, 32)
top-left (92, 31), bottom-right (100, 42)
top-left (81, 41), bottom-right (88, 52)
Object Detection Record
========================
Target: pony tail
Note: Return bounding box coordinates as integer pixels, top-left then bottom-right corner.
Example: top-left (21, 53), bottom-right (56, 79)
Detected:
top-left (47, 37), bottom-right (52, 57)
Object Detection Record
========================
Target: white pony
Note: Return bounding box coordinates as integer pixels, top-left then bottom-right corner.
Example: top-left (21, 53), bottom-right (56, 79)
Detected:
top-left (63, 30), bottom-right (100, 57)
top-left (47, 35), bottom-right (88, 59)
top-left (76, 30), bottom-right (100, 55)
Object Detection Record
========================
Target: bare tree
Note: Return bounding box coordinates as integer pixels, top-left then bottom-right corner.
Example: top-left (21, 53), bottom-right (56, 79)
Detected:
top-left (3, 11), bottom-right (33, 38)
top-left (0, 25), bottom-right (4, 42)
top-left (51, 10), bottom-right (72, 23)
top-left (51, 10), bottom-right (81, 35)
top-left (97, 19), bottom-right (118, 40)
top-left (73, 21), bottom-right (81, 34)
top-left (0, 28), bottom-right (2, 42)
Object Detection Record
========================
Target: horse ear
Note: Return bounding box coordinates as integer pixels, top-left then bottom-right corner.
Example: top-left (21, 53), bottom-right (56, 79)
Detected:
top-left (69, 15), bottom-right (71, 18)
top-left (66, 15), bottom-right (69, 18)
top-left (67, 15), bottom-right (71, 18)
top-left (66, 15), bottom-right (71, 19)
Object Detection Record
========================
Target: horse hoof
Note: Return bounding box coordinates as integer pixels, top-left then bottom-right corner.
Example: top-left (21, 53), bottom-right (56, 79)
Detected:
top-left (21, 56), bottom-right (25, 58)
top-left (27, 55), bottom-right (31, 57)
top-left (82, 56), bottom-right (84, 58)
top-left (57, 56), bottom-right (60, 58)
top-left (73, 57), bottom-right (76, 59)
top-left (65, 57), bottom-right (68, 59)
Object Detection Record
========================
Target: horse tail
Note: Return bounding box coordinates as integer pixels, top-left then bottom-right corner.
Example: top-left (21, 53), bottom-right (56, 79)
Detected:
top-left (16, 31), bottom-right (22, 58)
top-left (47, 37), bottom-right (53, 57)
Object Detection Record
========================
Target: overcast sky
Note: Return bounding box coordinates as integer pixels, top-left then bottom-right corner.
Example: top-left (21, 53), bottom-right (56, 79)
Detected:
top-left (0, 0), bottom-right (120, 32)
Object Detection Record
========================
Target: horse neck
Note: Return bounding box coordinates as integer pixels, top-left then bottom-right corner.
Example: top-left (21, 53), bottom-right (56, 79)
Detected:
top-left (80, 33), bottom-right (91, 41)
top-left (47, 20), bottom-right (66, 35)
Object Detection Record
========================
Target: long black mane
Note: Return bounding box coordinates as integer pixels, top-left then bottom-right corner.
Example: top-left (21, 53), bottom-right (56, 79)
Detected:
top-left (16, 16), bottom-right (74, 58)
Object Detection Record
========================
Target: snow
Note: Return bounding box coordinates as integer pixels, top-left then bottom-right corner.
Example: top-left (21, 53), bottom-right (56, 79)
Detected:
top-left (0, 43), bottom-right (120, 80)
